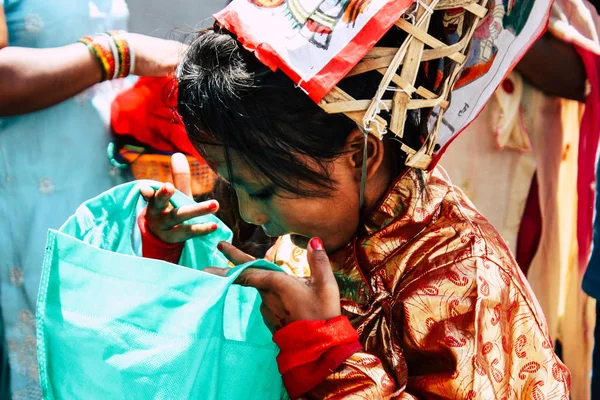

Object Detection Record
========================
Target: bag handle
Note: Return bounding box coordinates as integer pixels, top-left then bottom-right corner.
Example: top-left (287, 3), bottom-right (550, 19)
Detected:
top-left (221, 259), bottom-right (282, 342)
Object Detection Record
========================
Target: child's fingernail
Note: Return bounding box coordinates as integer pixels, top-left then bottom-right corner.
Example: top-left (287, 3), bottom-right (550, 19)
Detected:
top-left (161, 185), bottom-right (169, 194)
top-left (208, 202), bottom-right (218, 211)
top-left (210, 223), bottom-right (218, 231)
top-left (217, 242), bottom-right (223, 251)
top-left (309, 237), bottom-right (324, 251)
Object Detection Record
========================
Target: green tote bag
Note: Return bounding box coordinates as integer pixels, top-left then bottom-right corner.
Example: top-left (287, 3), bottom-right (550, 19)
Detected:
top-left (36, 181), bottom-right (285, 399)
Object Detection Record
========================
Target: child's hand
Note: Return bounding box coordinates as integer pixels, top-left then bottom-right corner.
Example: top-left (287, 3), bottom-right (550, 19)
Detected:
top-left (205, 238), bottom-right (341, 331)
top-left (139, 183), bottom-right (220, 244)
top-left (139, 153), bottom-right (220, 244)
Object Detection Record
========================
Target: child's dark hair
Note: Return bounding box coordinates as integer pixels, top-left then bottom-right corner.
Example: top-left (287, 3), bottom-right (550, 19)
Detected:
top-left (177, 19), bottom-right (446, 198)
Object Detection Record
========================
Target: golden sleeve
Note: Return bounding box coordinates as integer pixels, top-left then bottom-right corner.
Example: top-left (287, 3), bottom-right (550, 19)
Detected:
top-left (301, 351), bottom-right (414, 399)
top-left (303, 256), bottom-right (569, 399)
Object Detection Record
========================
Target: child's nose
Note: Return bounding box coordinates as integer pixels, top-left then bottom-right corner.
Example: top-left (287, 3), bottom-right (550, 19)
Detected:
top-left (238, 199), bottom-right (268, 226)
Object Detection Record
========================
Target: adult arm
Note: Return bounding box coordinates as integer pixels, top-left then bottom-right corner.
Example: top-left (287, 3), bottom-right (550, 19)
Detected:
top-left (0, 7), bottom-right (185, 116)
top-left (516, 32), bottom-right (587, 102)
top-left (0, 6), bottom-right (7, 48)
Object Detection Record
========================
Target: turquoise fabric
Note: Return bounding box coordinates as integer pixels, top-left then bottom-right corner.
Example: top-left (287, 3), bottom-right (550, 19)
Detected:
top-left (0, 1), bottom-right (129, 397)
top-left (36, 181), bottom-right (284, 399)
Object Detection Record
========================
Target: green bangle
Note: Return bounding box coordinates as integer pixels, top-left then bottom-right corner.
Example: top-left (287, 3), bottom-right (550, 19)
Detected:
top-left (78, 38), bottom-right (107, 82)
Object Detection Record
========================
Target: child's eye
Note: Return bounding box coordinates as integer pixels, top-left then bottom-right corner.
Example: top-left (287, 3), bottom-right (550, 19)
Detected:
top-left (248, 187), bottom-right (275, 201)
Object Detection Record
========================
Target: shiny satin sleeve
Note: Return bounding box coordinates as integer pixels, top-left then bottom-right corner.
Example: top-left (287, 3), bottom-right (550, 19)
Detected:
top-left (266, 235), bottom-right (569, 398)
top-left (301, 351), bottom-right (414, 399)
top-left (267, 238), bottom-right (411, 399)
top-left (301, 256), bottom-right (569, 399)
top-left (395, 254), bottom-right (570, 399)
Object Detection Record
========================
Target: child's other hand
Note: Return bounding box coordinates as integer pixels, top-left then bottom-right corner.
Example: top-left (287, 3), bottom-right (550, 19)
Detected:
top-left (205, 238), bottom-right (341, 331)
top-left (139, 153), bottom-right (220, 244)
top-left (139, 183), bottom-right (219, 244)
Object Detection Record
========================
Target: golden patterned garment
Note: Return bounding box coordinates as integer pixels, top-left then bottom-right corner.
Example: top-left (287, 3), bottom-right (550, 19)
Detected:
top-left (267, 168), bottom-right (570, 399)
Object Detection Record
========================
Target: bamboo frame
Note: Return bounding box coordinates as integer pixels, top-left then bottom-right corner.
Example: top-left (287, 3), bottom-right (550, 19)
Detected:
top-left (317, 0), bottom-right (488, 169)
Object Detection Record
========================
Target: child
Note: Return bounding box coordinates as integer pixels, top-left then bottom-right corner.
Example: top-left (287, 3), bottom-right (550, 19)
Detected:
top-left (139, 18), bottom-right (570, 400)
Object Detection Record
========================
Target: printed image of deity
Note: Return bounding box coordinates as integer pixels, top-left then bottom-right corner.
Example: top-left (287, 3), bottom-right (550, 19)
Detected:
top-left (249, 0), bottom-right (372, 49)
top-left (445, 0), bottom-right (534, 88)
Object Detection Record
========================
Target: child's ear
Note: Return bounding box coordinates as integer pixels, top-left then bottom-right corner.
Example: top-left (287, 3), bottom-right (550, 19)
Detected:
top-left (344, 128), bottom-right (385, 182)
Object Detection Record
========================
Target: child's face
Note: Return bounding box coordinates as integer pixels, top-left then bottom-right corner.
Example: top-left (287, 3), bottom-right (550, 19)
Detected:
top-left (203, 145), bottom-right (363, 252)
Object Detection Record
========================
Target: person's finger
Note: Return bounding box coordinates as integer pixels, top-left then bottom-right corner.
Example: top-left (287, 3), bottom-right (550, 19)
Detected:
top-left (203, 266), bottom-right (231, 277)
top-left (169, 200), bottom-right (219, 225)
top-left (163, 222), bottom-right (218, 243)
top-left (306, 237), bottom-right (336, 286)
top-left (205, 267), bottom-right (281, 293)
top-left (233, 268), bottom-right (276, 291)
top-left (171, 153), bottom-right (192, 198)
top-left (147, 183), bottom-right (174, 215)
top-left (139, 185), bottom-right (156, 202)
top-left (218, 241), bottom-right (254, 265)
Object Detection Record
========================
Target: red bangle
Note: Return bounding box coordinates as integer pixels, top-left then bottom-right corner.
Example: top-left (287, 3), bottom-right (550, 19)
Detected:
top-left (137, 208), bottom-right (185, 263)
top-left (273, 316), bottom-right (362, 398)
top-left (273, 315), bottom-right (360, 373)
top-left (283, 340), bottom-right (362, 399)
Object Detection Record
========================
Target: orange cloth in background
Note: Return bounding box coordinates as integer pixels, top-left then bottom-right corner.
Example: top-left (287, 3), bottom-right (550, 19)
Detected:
top-left (267, 169), bottom-right (569, 399)
top-left (110, 76), bottom-right (200, 158)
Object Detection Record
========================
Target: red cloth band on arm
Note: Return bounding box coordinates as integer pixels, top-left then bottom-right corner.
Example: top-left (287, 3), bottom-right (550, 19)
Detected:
top-left (273, 316), bottom-right (362, 399)
top-left (137, 208), bottom-right (184, 264)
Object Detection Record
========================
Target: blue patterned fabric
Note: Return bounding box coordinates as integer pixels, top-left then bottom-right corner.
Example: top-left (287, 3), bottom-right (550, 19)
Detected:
top-left (0, 1), bottom-right (129, 398)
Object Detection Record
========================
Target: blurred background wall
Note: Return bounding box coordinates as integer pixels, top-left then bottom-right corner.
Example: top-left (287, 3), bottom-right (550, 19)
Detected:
top-left (127, 0), bottom-right (226, 40)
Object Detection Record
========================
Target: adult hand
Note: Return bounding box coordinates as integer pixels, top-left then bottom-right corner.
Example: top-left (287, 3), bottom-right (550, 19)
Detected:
top-left (205, 238), bottom-right (341, 331)
top-left (124, 32), bottom-right (188, 77)
top-left (139, 153), bottom-right (220, 243)
top-left (516, 32), bottom-right (587, 102)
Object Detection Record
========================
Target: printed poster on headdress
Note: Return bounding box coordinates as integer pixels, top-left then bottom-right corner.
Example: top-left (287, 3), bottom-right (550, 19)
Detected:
top-left (217, 0), bottom-right (553, 156)
top-left (215, 0), bottom-right (413, 102)
top-left (432, 0), bottom-right (553, 163)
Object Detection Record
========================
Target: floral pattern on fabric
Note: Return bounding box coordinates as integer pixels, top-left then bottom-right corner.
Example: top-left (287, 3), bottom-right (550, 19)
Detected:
top-left (270, 168), bottom-right (570, 398)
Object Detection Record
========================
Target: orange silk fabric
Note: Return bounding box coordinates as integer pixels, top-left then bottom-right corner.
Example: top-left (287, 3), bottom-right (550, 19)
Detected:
top-left (268, 168), bottom-right (570, 399)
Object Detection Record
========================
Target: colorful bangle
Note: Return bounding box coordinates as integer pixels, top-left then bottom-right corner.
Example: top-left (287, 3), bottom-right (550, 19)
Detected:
top-left (78, 35), bottom-right (115, 82)
top-left (99, 33), bottom-right (121, 80)
top-left (108, 30), bottom-right (133, 78)
top-left (109, 32), bottom-right (125, 78)
top-left (115, 36), bottom-right (130, 78)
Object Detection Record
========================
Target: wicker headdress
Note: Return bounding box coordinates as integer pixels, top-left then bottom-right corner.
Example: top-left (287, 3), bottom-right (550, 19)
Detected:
top-left (215, 0), bottom-right (552, 170)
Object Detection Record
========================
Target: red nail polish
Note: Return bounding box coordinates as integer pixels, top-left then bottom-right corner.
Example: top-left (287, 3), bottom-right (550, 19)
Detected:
top-left (309, 237), bottom-right (324, 251)
top-left (217, 243), bottom-right (223, 251)
top-left (210, 223), bottom-right (218, 231)
top-left (208, 202), bottom-right (218, 211)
